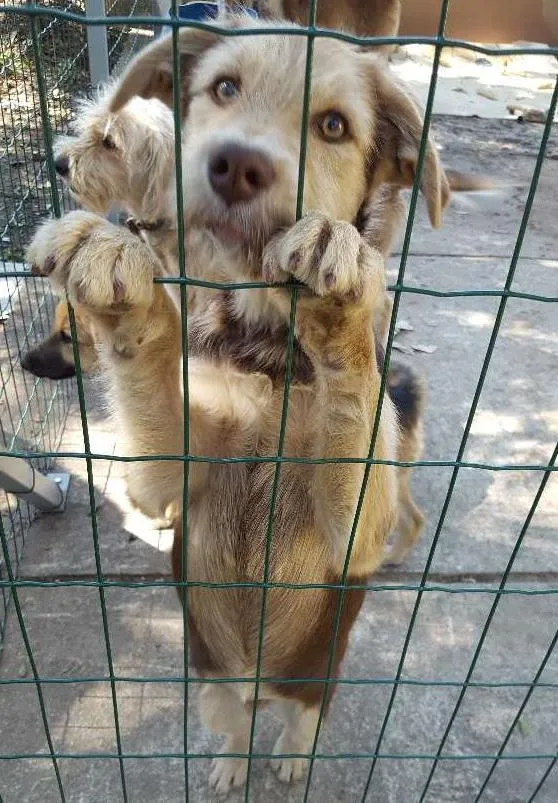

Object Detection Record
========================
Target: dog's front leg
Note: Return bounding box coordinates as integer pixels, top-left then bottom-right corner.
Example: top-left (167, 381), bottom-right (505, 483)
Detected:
top-left (27, 211), bottom-right (191, 523)
top-left (263, 212), bottom-right (398, 575)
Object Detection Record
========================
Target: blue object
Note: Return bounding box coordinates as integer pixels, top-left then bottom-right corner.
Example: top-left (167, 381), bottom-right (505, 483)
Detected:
top-left (174, 2), bottom-right (259, 22)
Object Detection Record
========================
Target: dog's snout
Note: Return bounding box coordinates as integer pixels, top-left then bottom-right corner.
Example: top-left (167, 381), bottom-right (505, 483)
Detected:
top-left (21, 346), bottom-right (75, 380)
top-left (20, 351), bottom-right (33, 373)
top-left (54, 154), bottom-right (70, 177)
top-left (208, 144), bottom-right (275, 206)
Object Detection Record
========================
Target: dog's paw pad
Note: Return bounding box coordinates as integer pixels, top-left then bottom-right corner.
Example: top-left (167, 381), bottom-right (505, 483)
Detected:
top-left (209, 757), bottom-right (248, 795)
top-left (270, 756), bottom-right (307, 783)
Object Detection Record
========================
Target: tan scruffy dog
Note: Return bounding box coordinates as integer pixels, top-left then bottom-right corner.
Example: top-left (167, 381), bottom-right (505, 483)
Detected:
top-left (53, 92), bottom-right (175, 224)
top-left (29, 15), bottom-right (448, 793)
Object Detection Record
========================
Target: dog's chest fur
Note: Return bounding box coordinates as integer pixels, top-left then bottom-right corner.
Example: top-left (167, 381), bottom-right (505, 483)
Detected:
top-left (182, 287), bottom-right (338, 674)
top-left (188, 290), bottom-right (315, 385)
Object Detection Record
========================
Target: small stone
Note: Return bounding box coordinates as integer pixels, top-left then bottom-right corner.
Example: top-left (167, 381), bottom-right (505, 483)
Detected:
top-left (17, 661), bottom-right (29, 678)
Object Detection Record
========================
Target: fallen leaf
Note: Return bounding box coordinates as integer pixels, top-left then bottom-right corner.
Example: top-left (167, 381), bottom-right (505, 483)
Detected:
top-left (517, 719), bottom-right (531, 737)
top-left (477, 87), bottom-right (498, 101)
top-left (396, 320), bottom-right (414, 332)
top-left (392, 342), bottom-right (413, 354)
top-left (412, 344), bottom-right (437, 354)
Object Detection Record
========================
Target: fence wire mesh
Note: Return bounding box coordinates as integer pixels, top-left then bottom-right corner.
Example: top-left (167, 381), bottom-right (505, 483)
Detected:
top-left (0, 1), bottom-right (557, 802)
top-left (0, 0), bottom-right (151, 647)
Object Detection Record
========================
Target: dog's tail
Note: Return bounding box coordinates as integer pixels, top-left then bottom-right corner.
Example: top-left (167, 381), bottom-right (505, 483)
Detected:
top-left (445, 168), bottom-right (500, 193)
top-left (387, 361), bottom-right (425, 436)
top-left (443, 167), bottom-right (513, 213)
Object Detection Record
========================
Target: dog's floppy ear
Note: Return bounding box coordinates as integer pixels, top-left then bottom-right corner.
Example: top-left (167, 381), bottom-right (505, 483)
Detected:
top-left (109, 27), bottom-right (219, 115)
top-left (367, 60), bottom-right (450, 228)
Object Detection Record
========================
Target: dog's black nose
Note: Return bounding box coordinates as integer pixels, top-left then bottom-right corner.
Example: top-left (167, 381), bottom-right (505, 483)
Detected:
top-left (20, 352), bottom-right (33, 372)
top-left (54, 154), bottom-right (70, 177)
top-left (208, 144), bottom-right (275, 206)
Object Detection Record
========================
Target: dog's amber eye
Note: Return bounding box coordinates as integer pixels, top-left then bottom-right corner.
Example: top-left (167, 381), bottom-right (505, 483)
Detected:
top-left (102, 136), bottom-right (116, 150)
top-left (212, 78), bottom-right (240, 103)
top-left (318, 112), bottom-right (348, 141)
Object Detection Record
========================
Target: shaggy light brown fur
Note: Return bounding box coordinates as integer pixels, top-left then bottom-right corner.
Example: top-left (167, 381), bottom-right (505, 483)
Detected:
top-left (54, 92), bottom-right (175, 222)
top-left (29, 16), bottom-right (444, 793)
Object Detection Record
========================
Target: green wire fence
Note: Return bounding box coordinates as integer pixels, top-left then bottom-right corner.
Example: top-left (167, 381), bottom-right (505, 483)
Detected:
top-left (0, 1), bottom-right (557, 801)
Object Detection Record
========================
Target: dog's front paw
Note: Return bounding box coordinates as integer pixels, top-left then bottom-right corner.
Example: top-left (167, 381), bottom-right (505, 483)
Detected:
top-left (27, 211), bottom-right (154, 311)
top-left (263, 212), bottom-right (384, 302)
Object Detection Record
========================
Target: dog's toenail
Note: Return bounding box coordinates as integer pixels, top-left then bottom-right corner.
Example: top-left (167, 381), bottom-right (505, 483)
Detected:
top-left (287, 250), bottom-right (301, 272)
top-left (113, 278), bottom-right (125, 304)
top-left (75, 282), bottom-right (87, 304)
top-left (44, 255), bottom-right (56, 275)
top-left (126, 217), bottom-right (140, 235)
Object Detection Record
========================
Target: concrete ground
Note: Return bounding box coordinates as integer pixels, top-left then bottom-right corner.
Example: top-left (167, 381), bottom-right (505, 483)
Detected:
top-left (1, 76), bottom-right (558, 803)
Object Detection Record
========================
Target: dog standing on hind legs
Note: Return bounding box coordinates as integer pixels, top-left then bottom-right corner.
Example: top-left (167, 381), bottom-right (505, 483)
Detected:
top-left (28, 15), bottom-right (453, 793)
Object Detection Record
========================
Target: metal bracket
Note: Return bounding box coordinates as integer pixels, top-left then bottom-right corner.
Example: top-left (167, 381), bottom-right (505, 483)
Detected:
top-left (44, 472), bottom-right (71, 513)
top-left (0, 456), bottom-right (70, 513)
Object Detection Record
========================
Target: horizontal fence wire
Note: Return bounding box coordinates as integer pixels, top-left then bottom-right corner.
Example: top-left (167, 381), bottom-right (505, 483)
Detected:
top-left (2, 448), bottom-right (558, 471)
top-left (2, 750), bottom-right (557, 762)
top-left (3, 273), bottom-right (558, 303)
top-left (1, 674), bottom-right (558, 689)
top-left (0, 2), bottom-right (556, 802)
top-left (2, 578), bottom-right (558, 594)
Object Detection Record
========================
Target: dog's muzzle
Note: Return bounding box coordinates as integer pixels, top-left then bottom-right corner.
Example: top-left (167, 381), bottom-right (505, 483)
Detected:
top-left (208, 143), bottom-right (276, 206)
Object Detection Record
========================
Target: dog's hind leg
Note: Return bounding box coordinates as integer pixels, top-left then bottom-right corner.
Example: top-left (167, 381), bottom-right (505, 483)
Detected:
top-left (384, 362), bottom-right (426, 565)
top-left (270, 699), bottom-right (320, 784)
top-left (385, 466), bottom-right (425, 565)
top-left (199, 683), bottom-right (252, 795)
